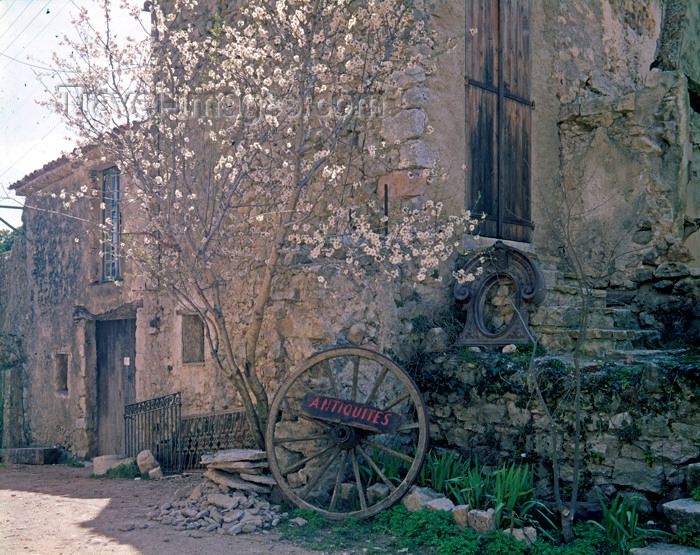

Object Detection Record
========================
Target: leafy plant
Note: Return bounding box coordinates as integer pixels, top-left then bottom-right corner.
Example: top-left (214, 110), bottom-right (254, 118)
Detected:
top-left (90, 461), bottom-right (143, 479)
top-left (374, 505), bottom-right (479, 552)
top-left (589, 451), bottom-right (605, 465)
top-left (446, 459), bottom-right (493, 511)
top-left (0, 227), bottom-right (21, 254)
top-left (692, 487), bottom-right (700, 502)
top-left (359, 446), bottom-right (406, 488)
top-left (61, 455), bottom-right (84, 468)
top-left (642, 449), bottom-right (657, 468)
top-left (418, 450), bottom-right (468, 495)
top-left (588, 493), bottom-right (669, 553)
top-left (675, 525), bottom-right (700, 549)
top-left (491, 462), bottom-right (538, 528)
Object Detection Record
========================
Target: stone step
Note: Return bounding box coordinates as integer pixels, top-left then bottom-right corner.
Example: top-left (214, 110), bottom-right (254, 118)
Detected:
top-left (606, 348), bottom-right (688, 362)
top-left (0, 447), bottom-right (59, 465)
top-left (538, 328), bottom-right (660, 357)
top-left (629, 544), bottom-right (700, 555)
top-left (663, 498), bottom-right (700, 533)
top-left (532, 306), bottom-right (617, 329)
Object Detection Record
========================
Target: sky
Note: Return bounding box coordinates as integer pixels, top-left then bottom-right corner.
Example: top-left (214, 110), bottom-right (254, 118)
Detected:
top-left (0, 0), bottom-right (146, 231)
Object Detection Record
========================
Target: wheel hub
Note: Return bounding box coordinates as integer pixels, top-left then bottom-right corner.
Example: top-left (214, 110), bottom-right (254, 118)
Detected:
top-left (331, 424), bottom-right (361, 449)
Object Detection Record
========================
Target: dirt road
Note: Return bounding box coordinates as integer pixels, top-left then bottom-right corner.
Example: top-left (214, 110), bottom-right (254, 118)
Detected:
top-left (0, 463), bottom-right (316, 555)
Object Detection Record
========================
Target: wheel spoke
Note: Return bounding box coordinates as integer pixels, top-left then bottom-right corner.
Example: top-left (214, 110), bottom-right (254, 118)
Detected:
top-left (365, 366), bottom-right (388, 405)
top-left (321, 359), bottom-right (339, 397)
top-left (351, 355), bottom-right (359, 402)
top-left (397, 421), bottom-right (420, 432)
top-left (351, 449), bottom-right (367, 511)
top-left (356, 443), bottom-right (397, 492)
top-left (298, 447), bottom-right (342, 500)
top-left (280, 443), bottom-right (336, 476)
top-left (329, 450), bottom-right (349, 512)
top-left (362, 439), bottom-right (414, 464)
top-left (273, 433), bottom-right (331, 445)
top-left (383, 391), bottom-right (410, 411)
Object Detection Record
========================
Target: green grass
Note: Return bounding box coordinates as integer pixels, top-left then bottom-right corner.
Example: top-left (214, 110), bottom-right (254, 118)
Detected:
top-left (90, 461), bottom-right (144, 479)
top-left (58, 452), bottom-right (84, 468)
top-left (280, 505), bottom-right (616, 555)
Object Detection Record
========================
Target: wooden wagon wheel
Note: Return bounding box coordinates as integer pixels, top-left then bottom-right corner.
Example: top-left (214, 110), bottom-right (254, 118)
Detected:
top-left (266, 347), bottom-right (429, 519)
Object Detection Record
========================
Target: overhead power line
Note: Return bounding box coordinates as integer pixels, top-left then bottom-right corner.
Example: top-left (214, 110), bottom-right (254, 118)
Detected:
top-left (0, 1), bottom-right (70, 74)
top-left (0, 1), bottom-right (34, 43)
top-left (0, 1), bottom-right (52, 58)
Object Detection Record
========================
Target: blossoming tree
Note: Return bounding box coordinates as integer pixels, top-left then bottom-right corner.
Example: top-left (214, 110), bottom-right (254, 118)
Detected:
top-left (46, 0), bottom-right (477, 448)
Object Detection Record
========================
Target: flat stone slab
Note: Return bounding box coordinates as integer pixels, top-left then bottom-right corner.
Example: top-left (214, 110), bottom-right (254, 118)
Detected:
top-left (237, 472), bottom-right (278, 486)
top-left (93, 454), bottom-right (129, 475)
top-left (201, 449), bottom-right (267, 465)
top-left (663, 498), bottom-right (700, 532)
top-left (0, 447), bottom-right (59, 465)
top-left (207, 461), bottom-right (269, 473)
top-left (204, 469), bottom-right (271, 494)
top-left (629, 543), bottom-right (700, 554)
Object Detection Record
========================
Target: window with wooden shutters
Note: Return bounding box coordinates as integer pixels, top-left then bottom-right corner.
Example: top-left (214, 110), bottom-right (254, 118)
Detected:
top-left (182, 314), bottom-right (205, 364)
top-left (465, 0), bottom-right (532, 242)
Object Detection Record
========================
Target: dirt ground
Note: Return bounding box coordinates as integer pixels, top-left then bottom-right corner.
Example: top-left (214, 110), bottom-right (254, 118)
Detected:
top-left (0, 463), bottom-right (319, 555)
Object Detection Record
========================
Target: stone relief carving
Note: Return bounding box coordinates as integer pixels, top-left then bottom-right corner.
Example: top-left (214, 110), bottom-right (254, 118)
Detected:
top-left (454, 241), bottom-right (545, 346)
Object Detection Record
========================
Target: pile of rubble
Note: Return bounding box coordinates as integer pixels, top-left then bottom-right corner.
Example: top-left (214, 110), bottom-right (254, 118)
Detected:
top-left (146, 448), bottom-right (285, 536)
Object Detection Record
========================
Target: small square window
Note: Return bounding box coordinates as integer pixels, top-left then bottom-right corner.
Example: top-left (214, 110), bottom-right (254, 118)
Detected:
top-left (55, 353), bottom-right (69, 392)
top-left (182, 315), bottom-right (205, 363)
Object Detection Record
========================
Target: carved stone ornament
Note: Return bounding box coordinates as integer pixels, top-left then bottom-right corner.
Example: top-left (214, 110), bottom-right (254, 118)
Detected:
top-left (453, 241), bottom-right (545, 347)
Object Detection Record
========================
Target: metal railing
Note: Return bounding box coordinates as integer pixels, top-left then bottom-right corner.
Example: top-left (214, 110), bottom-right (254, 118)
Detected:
top-left (124, 392), bottom-right (182, 474)
top-left (181, 408), bottom-right (254, 470)
top-left (124, 392), bottom-right (253, 473)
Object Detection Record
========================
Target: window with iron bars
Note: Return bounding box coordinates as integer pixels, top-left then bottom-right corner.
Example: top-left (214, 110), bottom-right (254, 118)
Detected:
top-left (102, 167), bottom-right (122, 281)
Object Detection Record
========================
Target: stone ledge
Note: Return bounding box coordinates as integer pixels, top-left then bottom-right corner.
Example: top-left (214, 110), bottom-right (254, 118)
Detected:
top-left (0, 447), bottom-right (60, 465)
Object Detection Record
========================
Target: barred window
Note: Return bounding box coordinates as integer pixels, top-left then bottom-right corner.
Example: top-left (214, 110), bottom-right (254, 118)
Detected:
top-left (102, 167), bottom-right (121, 281)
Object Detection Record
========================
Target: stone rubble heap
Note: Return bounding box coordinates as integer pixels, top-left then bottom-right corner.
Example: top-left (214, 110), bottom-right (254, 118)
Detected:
top-left (146, 449), bottom-right (285, 536)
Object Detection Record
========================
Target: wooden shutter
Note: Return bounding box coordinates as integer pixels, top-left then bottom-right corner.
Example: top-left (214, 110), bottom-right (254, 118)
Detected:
top-left (465, 0), bottom-right (532, 242)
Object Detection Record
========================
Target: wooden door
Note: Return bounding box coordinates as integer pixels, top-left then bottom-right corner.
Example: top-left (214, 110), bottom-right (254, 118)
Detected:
top-left (96, 319), bottom-right (136, 455)
top-left (466, 0), bottom-right (532, 242)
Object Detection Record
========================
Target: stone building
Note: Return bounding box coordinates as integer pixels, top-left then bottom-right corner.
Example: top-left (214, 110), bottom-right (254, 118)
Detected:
top-left (1, 0), bottom-right (698, 462)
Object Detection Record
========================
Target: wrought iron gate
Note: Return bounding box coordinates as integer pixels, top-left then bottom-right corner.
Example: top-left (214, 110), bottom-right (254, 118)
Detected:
top-left (124, 392), bottom-right (253, 473)
top-left (124, 392), bottom-right (182, 474)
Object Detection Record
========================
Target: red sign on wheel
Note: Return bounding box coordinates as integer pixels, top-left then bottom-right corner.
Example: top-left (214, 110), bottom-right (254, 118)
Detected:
top-left (300, 393), bottom-right (402, 433)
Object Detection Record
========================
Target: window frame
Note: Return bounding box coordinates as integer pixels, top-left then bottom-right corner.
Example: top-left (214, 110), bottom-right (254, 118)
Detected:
top-left (181, 313), bottom-right (205, 364)
top-left (464, 0), bottom-right (533, 243)
top-left (101, 167), bottom-right (122, 282)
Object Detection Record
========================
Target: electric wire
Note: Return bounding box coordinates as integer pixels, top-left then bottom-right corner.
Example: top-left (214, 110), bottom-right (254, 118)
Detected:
top-left (0, 1), bottom-right (70, 74)
top-left (0, 0), bottom-right (19, 23)
top-left (0, 1), bottom-right (53, 58)
top-left (0, 1), bottom-right (33, 43)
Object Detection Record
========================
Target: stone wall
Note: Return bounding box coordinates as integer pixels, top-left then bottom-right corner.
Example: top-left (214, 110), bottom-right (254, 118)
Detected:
top-left (419, 348), bottom-right (700, 507)
top-left (0, 245), bottom-right (30, 448)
